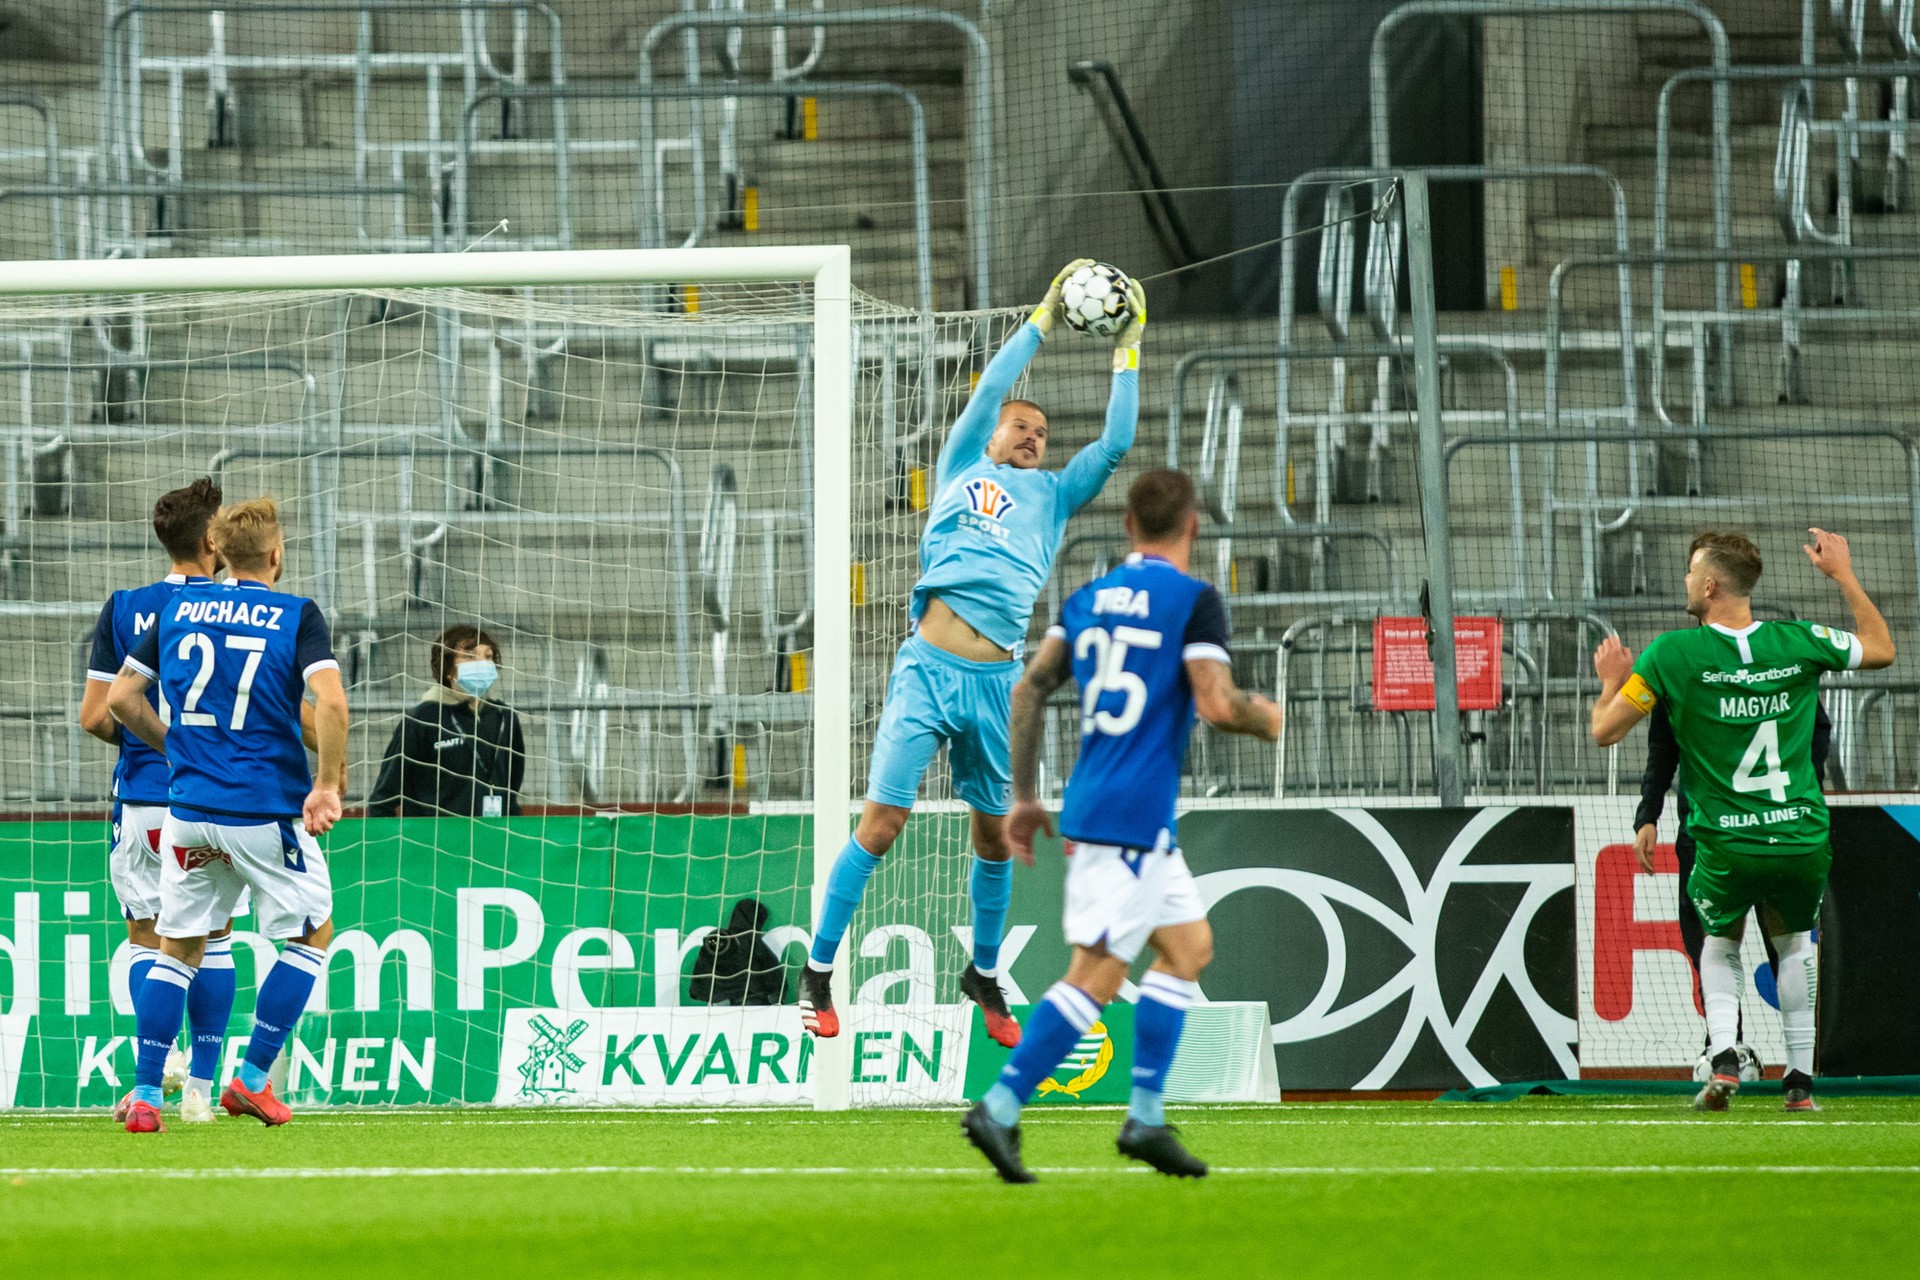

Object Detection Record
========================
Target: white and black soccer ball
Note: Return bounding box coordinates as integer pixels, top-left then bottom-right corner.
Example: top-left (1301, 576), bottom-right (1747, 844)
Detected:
top-left (1691, 1043), bottom-right (1765, 1084)
top-left (1060, 262), bottom-right (1136, 338)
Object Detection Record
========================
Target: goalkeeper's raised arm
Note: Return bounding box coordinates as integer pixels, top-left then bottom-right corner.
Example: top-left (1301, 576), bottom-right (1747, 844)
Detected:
top-left (801, 260), bottom-right (1144, 1051)
top-left (1058, 272), bottom-right (1144, 511)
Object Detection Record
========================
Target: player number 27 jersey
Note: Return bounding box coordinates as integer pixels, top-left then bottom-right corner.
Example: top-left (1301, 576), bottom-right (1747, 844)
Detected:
top-left (126, 579), bottom-right (338, 821)
top-left (1624, 619), bottom-right (1861, 854)
top-left (1050, 554), bottom-right (1232, 852)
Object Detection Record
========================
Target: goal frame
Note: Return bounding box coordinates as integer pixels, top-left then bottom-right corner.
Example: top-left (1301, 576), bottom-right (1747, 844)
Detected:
top-left (0, 246), bottom-right (859, 1108)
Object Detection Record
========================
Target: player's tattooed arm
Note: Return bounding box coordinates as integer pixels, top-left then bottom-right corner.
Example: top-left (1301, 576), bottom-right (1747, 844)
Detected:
top-left (1187, 659), bottom-right (1281, 742)
top-left (1589, 635), bottom-right (1648, 746)
top-left (1007, 635), bottom-right (1073, 865)
top-left (106, 665), bottom-right (167, 753)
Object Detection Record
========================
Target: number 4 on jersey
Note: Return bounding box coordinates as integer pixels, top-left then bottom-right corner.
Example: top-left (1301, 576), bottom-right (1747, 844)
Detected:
top-left (1731, 719), bottom-right (1790, 803)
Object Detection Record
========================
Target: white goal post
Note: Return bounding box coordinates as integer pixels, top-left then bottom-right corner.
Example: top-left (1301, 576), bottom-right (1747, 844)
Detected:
top-left (0, 246), bottom-right (859, 1108)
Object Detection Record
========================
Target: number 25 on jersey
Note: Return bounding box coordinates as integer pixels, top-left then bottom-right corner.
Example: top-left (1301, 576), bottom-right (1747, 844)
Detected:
top-left (1075, 625), bottom-right (1162, 737)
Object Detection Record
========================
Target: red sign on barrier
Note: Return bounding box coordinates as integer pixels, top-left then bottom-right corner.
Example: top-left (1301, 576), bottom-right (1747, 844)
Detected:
top-left (1372, 616), bottom-right (1504, 711)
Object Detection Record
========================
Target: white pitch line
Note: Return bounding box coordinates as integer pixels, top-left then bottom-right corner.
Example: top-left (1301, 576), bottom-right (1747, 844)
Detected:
top-left (10, 1114), bottom-right (1917, 1130)
top-left (2, 1164), bottom-right (1917, 1181)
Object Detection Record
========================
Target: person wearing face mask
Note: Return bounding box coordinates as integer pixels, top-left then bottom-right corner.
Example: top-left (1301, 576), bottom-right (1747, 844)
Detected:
top-left (367, 624), bottom-right (526, 818)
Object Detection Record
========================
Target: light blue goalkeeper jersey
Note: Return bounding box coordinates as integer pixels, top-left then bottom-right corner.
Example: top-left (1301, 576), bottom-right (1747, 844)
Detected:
top-left (909, 321), bottom-right (1139, 651)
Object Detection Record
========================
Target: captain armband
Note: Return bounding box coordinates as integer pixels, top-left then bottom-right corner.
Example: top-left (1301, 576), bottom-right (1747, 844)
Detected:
top-left (1620, 672), bottom-right (1658, 714)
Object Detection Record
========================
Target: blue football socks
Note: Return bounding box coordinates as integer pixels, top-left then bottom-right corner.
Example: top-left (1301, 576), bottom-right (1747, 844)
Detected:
top-left (968, 855), bottom-right (1013, 974)
top-left (808, 836), bottom-right (883, 968)
top-left (1131, 971), bottom-right (1201, 1127)
top-left (239, 942), bottom-right (327, 1092)
top-left (127, 944), bottom-right (158, 1001)
top-left (187, 935), bottom-right (237, 1088)
top-left (982, 982), bottom-right (1102, 1127)
top-left (131, 953), bottom-right (196, 1107)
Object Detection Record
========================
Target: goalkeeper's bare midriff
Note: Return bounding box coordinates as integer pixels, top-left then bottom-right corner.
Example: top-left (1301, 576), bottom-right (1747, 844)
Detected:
top-left (919, 596), bottom-right (1014, 663)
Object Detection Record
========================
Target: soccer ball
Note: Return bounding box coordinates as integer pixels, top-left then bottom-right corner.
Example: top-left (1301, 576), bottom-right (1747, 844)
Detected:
top-left (1691, 1043), bottom-right (1764, 1084)
top-left (1059, 262), bottom-right (1136, 338)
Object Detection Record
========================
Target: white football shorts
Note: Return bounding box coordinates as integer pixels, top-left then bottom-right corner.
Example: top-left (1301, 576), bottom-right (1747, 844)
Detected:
top-left (1063, 842), bottom-right (1207, 964)
top-left (157, 813), bottom-right (332, 940)
top-left (109, 803), bottom-right (169, 922)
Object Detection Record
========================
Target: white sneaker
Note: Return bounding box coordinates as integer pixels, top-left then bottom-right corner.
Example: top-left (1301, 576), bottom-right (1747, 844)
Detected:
top-left (179, 1090), bottom-right (216, 1124)
top-left (162, 1048), bottom-right (189, 1096)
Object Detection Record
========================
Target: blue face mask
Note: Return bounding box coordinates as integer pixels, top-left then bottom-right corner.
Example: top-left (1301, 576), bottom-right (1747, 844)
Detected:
top-left (454, 659), bottom-right (498, 698)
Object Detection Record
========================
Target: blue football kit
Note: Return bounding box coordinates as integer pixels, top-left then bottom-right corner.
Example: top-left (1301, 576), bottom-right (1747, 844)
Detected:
top-left (87, 573), bottom-right (213, 807)
top-left (125, 578), bottom-right (338, 821)
top-left (1051, 552), bottom-right (1231, 851)
top-left (975, 552), bottom-right (1233, 1148)
top-left (123, 576), bottom-right (340, 1116)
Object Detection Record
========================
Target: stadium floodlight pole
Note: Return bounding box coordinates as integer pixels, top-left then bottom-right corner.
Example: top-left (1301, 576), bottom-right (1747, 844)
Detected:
top-left (0, 245), bottom-right (857, 1102)
top-left (1400, 173), bottom-right (1466, 809)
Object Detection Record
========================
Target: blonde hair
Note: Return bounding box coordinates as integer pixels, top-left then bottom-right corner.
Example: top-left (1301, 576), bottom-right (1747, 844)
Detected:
top-left (209, 497), bottom-right (284, 573)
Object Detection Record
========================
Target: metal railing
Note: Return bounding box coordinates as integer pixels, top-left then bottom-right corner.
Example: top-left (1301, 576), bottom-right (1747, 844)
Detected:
top-left (1275, 606), bottom-right (1626, 798)
top-left (98, 1), bottom-right (569, 256)
top-left (706, 0), bottom-right (828, 230)
top-left (1279, 166), bottom-right (1637, 532)
top-left (1046, 523), bottom-right (1405, 628)
top-left (1066, 60), bottom-right (1201, 270)
top-left (0, 92), bottom-right (66, 259)
top-left (1546, 247), bottom-right (1920, 611)
top-left (1444, 408), bottom-right (1920, 648)
top-left (1169, 336), bottom-right (1530, 599)
top-left (462, 80), bottom-right (936, 317)
top-left (1372, 1), bottom-right (1733, 366)
top-left (1654, 62), bottom-right (1920, 414)
top-left (636, 7), bottom-right (994, 307)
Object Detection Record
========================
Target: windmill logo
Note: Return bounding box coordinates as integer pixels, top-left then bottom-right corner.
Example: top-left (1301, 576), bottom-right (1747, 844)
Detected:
top-left (517, 1014), bottom-right (589, 1098)
top-left (963, 478), bottom-right (1017, 522)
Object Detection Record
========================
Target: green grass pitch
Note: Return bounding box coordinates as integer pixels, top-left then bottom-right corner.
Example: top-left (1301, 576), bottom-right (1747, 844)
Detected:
top-left (3, 1099), bottom-right (1915, 1278)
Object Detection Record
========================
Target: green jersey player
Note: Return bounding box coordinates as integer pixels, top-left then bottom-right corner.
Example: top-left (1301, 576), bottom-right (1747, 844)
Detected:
top-left (1591, 529), bottom-right (1895, 1113)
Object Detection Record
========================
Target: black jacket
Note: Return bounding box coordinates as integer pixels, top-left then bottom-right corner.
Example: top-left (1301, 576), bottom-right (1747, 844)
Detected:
top-left (1635, 700), bottom-right (1833, 835)
top-left (689, 898), bottom-right (789, 1006)
top-left (367, 686), bottom-right (527, 818)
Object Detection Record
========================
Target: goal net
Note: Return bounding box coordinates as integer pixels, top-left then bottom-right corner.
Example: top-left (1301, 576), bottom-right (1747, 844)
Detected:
top-left (0, 248), bottom-right (1029, 1110)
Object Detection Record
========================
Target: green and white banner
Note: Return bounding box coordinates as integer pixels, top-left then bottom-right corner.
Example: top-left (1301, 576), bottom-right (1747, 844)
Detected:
top-left (0, 809), bottom-right (1317, 1105)
top-left (0, 813), bottom-right (1087, 1108)
top-left (494, 1007), bottom-right (971, 1106)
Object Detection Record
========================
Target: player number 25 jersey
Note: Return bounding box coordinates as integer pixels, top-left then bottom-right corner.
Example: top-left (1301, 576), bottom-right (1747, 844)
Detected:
top-left (126, 579), bottom-right (338, 821)
top-left (1624, 619), bottom-right (1861, 854)
top-left (1051, 554), bottom-right (1231, 851)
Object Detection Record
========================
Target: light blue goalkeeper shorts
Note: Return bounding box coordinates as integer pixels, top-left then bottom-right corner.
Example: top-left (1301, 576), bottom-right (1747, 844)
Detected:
top-left (864, 632), bottom-right (1019, 815)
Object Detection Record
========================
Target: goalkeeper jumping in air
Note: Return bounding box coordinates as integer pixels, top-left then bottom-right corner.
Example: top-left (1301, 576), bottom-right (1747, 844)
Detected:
top-left (802, 260), bottom-right (1146, 1046)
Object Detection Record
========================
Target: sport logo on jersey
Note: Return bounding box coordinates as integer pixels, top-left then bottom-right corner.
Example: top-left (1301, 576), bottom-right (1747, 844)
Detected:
top-left (963, 478), bottom-right (1016, 521)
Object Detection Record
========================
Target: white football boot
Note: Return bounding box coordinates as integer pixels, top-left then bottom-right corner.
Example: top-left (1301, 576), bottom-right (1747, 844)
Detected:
top-left (162, 1047), bottom-right (189, 1096)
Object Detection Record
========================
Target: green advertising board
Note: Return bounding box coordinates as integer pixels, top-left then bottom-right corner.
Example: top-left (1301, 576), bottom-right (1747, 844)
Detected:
top-left (0, 816), bottom-right (1264, 1108)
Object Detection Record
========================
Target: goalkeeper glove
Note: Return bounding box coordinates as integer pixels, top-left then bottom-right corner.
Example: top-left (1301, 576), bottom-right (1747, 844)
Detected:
top-left (1028, 257), bottom-right (1096, 336)
top-left (1112, 276), bottom-right (1146, 372)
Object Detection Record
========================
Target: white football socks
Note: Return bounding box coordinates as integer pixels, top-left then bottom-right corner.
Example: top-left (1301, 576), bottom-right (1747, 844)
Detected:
top-left (1699, 934), bottom-right (1743, 1059)
top-left (1769, 931), bottom-right (1818, 1077)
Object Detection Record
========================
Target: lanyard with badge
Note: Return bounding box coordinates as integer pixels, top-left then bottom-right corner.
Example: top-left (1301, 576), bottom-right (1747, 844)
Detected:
top-left (455, 658), bottom-right (506, 818)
